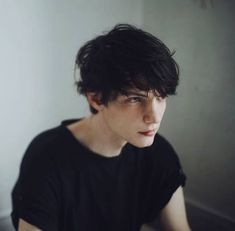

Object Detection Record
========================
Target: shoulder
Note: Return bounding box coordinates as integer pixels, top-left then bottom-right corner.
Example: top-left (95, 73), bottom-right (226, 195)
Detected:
top-left (24, 119), bottom-right (80, 160)
top-left (139, 133), bottom-right (183, 173)
top-left (20, 121), bottom-right (86, 176)
top-left (27, 126), bottom-right (64, 152)
top-left (20, 125), bottom-right (65, 172)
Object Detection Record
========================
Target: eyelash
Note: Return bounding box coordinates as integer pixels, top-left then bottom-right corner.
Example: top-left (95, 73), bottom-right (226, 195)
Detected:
top-left (126, 96), bottom-right (165, 104)
top-left (127, 97), bottom-right (143, 103)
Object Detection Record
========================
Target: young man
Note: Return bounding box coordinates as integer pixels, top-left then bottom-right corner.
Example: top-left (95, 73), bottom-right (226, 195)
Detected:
top-left (11, 24), bottom-right (191, 231)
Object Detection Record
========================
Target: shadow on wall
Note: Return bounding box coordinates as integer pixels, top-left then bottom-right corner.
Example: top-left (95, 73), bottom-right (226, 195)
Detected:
top-left (193, 0), bottom-right (214, 9)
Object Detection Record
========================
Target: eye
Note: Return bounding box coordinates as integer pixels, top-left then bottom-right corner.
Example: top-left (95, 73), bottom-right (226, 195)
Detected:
top-left (156, 95), bottom-right (167, 102)
top-left (127, 97), bottom-right (143, 103)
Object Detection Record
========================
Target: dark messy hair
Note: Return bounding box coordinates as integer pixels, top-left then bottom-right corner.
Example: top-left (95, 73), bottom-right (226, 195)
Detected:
top-left (75, 23), bottom-right (179, 114)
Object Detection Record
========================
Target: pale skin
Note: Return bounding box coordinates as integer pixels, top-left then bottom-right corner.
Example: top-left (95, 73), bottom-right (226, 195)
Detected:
top-left (18, 89), bottom-right (191, 231)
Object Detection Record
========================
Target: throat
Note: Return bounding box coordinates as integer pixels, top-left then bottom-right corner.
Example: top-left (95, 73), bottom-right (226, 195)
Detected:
top-left (67, 115), bottom-right (126, 157)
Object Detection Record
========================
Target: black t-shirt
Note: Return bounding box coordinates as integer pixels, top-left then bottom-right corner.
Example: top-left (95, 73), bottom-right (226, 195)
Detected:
top-left (11, 119), bottom-right (186, 231)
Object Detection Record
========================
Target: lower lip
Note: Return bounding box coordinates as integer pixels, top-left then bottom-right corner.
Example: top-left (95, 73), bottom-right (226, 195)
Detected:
top-left (138, 131), bottom-right (155, 136)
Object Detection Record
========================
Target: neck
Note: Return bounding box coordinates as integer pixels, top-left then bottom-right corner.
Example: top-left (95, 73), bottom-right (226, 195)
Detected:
top-left (68, 114), bottom-right (127, 157)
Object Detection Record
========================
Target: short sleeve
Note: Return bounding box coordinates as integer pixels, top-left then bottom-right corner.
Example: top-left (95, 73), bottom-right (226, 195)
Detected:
top-left (11, 134), bottom-right (61, 231)
top-left (142, 135), bottom-right (187, 223)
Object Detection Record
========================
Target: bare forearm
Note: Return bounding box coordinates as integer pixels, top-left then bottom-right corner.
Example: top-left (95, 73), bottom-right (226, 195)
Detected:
top-left (18, 219), bottom-right (42, 231)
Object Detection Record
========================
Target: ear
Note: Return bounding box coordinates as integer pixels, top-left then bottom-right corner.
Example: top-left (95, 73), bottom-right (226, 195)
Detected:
top-left (86, 92), bottom-right (105, 112)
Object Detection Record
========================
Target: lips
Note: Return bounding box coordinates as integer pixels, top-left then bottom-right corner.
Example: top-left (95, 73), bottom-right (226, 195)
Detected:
top-left (138, 130), bottom-right (155, 136)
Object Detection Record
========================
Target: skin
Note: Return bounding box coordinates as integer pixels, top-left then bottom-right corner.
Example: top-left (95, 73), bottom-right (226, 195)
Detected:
top-left (67, 89), bottom-right (167, 158)
top-left (18, 219), bottom-right (41, 231)
top-left (159, 186), bottom-right (191, 231)
top-left (18, 89), bottom-right (191, 230)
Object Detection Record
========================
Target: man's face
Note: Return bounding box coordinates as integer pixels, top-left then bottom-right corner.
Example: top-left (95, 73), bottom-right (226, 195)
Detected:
top-left (100, 89), bottom-right (167, 148)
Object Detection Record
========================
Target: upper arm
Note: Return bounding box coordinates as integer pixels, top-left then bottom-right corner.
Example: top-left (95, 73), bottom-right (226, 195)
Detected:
top-left (11, 136), bottom-right (60, 231)
top-left (159, 186), bottom-right (191, 231)
top-left (18, 219), bottom-right (42, 231)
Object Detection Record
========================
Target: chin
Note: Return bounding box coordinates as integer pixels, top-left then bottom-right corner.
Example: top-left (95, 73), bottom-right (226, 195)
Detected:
top-left (131, 138), bottom-right (155, 148)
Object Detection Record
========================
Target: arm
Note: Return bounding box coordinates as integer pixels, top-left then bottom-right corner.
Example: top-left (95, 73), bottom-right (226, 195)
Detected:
top-left (159, 186), bottom-right (191, 231)
top-left (18, 219), bottom-right (42, 231)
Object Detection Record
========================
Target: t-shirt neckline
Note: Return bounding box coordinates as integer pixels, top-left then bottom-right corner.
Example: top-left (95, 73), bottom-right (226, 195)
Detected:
top-left (60, 118), bottom-right (126, 161)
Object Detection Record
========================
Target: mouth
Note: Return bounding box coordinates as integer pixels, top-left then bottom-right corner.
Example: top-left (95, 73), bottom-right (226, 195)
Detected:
top-left (138, 130), bottom-right (156, 137)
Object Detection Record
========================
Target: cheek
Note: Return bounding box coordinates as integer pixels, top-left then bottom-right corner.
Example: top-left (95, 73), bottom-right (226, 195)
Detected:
top-left (103, 108), bottom-right (124, 127)
top-left (162, 103), bottom-right (167, 115)
top-left (103, 103), bottom-right (143, 128)
top-left (108, 110), bottom-right (138, 133)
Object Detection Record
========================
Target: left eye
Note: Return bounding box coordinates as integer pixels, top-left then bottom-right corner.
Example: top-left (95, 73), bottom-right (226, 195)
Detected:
top-left (127, 97), bottom-right (142, 103)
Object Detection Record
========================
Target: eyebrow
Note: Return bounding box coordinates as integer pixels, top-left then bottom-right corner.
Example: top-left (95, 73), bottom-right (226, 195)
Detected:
top-left (125, 91), bottom-right (148, 97)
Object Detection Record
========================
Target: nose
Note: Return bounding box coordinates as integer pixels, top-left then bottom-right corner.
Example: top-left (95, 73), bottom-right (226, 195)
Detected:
top-left (143, 98), bottom-right (165, 124)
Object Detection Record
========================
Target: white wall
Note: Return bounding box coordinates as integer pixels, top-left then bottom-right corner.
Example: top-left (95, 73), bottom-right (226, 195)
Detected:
top-left (0, 0), bottom-right (143, 218)
top-left (143, 0), bottom-right (235, 222)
